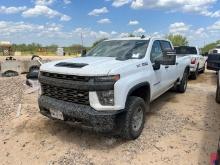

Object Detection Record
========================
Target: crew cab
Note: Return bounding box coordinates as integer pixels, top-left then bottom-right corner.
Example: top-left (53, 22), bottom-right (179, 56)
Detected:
top-left (38, 37), bottom-right (190, 139)
top-left (175, 46), bottom-right (206, 80)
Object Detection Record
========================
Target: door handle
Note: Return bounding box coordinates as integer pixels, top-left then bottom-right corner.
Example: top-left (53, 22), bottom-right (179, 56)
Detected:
top-left (165, 66), bottom-right (169, 69)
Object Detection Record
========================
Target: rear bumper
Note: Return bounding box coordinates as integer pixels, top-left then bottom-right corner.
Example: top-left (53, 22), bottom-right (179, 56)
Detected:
top-left (190, 64), bottom-right (197, 72)
top-left (38, 96), bottom-right (124, 132)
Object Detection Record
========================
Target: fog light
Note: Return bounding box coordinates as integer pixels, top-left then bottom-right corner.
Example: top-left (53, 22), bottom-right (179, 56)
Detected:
top-left (97, 90), bottom-right (114, 106)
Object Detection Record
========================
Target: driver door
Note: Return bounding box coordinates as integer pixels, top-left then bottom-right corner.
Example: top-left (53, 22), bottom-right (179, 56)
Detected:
top-left (150, 40), bottom-right (167, 100)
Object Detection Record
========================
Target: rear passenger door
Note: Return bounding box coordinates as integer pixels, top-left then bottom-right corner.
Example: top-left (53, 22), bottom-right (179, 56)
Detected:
top-left (160, 40), bottom-right (177, 88)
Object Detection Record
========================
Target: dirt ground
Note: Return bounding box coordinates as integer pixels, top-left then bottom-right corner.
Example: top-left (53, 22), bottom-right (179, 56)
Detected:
top-left (0, 71), bottom-right (219, 165)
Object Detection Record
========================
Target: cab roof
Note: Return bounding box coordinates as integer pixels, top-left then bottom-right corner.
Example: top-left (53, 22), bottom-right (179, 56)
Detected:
top-left (106, 37), bottom-right (169, 42)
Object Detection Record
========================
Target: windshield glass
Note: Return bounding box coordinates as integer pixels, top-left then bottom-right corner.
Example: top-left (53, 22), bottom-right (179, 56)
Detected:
top-left (175, 46), bottom-right (197, 55)
top-left (86, 40), bottom-right (149, 60)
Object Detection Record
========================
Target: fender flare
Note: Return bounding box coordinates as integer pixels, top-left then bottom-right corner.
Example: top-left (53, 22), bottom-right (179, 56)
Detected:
top-left (126, 81), bottom-right (151, 103)
top-left (185, 65), bottom-right (190, 74)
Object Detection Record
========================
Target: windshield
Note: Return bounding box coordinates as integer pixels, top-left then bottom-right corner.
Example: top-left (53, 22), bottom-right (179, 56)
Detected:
top-left (175, 46), bottom-right (197, 55)
top-left (86, 40), bottom-right (149, 60)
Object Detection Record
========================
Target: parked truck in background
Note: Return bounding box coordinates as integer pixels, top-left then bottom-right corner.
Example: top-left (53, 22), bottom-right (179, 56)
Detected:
top-left (206, 53), bottom-right (220, 103)
top-left (38, 37), bottom-right (190, 139)
top-left (174, 46), bottom-right (206, 80)
top-left (209, 45), bottom-right (220, 54)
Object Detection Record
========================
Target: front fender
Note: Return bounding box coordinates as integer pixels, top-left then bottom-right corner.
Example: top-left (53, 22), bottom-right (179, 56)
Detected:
top-left (114, 70), bottom-right (153, 109)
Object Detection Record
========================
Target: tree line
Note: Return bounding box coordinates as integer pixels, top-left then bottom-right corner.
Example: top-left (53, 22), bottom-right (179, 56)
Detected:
top-left (7, 34), bottom-right (220, 55)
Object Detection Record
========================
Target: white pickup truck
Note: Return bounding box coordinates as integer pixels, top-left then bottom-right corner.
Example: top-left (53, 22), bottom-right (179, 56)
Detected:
top-left (175, 46), bottom-right (206, 80)
top-left (38, 37), bottom-right (190, 139)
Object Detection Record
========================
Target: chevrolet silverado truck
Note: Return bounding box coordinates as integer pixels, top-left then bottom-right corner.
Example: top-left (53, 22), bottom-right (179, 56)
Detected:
top-left (175, 46), bottom-right (206, 80)
top-left (38, 37), bottom-right (190, 139)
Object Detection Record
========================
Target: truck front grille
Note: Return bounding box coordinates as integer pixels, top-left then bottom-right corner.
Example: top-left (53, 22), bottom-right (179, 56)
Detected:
top-left (41, 83), bottom-right (89, 105)
top-left (41, 72), bottom-right (90, 82)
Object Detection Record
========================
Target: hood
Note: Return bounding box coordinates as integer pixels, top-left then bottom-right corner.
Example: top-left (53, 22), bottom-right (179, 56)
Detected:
top-left (40, 57), bottom-right (129, 76)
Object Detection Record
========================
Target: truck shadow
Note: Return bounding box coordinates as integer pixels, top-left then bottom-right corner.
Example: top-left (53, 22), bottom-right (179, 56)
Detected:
top-left (190, 71), bottom-right (217, 85)
top-left (24, 71), bottom-right (219, 162)
top-left (197, 72), bottom-right (220, 164)
top-left (41, 89), bottom-right (179, 150)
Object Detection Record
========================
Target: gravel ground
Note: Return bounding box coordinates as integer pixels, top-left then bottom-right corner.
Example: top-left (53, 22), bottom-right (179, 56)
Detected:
top-left (0, 71), bottom-right (219, 165)
top-left (0, 76), bottom-right (24, 122)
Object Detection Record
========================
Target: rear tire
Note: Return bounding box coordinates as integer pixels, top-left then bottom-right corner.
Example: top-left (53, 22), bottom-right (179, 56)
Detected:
top-left (190, 66), bottom-right (199, 80)
top-left (200, 65), bottom-right (205, 74)
top-left (176, 69), bottom-right (188, 93)
top-left (120, 96), bottom-right (147, 140)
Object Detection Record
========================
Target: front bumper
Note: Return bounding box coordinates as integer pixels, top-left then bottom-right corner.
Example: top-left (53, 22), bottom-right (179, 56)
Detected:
top-left (38, 95), bottom-right (124, 132)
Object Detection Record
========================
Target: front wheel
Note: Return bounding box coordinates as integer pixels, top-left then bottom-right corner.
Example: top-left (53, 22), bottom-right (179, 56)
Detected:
top-left (120, 96), bottom-right (147, 140)
top-left (176, 69), bottom-right (188, 93)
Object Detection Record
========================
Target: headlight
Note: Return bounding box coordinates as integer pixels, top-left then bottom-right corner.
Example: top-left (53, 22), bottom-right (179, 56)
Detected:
top-left (94, 75), bottom-right (120, 82)
top-left (97, 90), bottom-right (114, 106)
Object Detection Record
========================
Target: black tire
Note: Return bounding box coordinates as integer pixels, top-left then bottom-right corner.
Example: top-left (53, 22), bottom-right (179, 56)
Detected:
top-left (120, 96), bottom-right (147, 140)
top-left (2, 70), bottom-right (19, 77)
top-left (176, 69), bottom-right (188, 93)
top-left (200, 64), bottom-right (205, 74)
top-left (190, 65), bottom-right (199, 80)
top-left (26, 65), bottom-right (40, 79)
top-left (216, 73), bottom-right (220, 103)
top-left (31, 55), bottom-right (42, 61)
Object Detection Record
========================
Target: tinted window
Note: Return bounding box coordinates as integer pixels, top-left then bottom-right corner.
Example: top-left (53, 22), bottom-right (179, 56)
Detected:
top-left (175, 46), bottom-right (197, 55)
top-left (150, 41), bottom-right (163, 63)
top-left (160, 41), bottom-right (172, 50)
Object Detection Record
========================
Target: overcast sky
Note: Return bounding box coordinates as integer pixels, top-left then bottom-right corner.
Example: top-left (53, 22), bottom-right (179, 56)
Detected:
top-left (0, 0), bottom-right (220, 47)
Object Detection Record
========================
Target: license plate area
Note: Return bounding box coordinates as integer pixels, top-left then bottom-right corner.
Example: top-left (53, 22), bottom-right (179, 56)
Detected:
top-left (50, 109), bottom-right (64, 120)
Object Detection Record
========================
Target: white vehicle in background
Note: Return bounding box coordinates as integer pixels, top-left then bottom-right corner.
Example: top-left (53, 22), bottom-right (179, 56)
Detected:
top-left (209, 45), bottom-right (220, 54)
top-left (175, 46), bottom-right (206, 80)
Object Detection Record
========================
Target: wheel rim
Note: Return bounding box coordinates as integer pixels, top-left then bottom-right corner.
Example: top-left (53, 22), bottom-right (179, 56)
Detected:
top-left (131, 107), bottom-right (144, 132)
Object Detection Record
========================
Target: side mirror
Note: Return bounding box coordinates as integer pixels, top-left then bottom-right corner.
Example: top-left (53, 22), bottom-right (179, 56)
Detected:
top-left (156, 50), bottom-right (176, 66)
top-left (81, 49), bottom-right (87, 57)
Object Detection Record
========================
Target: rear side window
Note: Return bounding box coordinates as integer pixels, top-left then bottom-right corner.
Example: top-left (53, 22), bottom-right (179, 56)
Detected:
top-left (175, 46), bottom-right (197, 55)
top-left (160, 41), bottom-right (172, 50)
